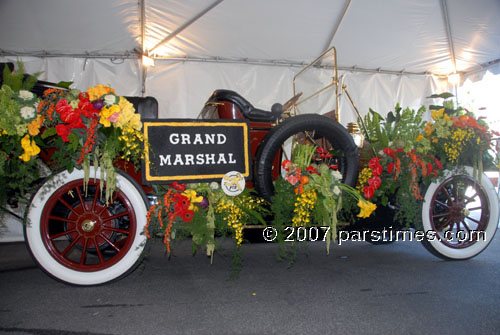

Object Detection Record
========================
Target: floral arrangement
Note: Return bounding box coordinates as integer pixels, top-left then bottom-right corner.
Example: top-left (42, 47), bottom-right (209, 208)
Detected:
top-left (144, 181), bottom-right (268, 276)
top-left (0, 63), bottom-right (144, 209)
top-left (357, 95), bottom-right (497, 227)
top-left (270, 144), bottom-right (376, 254)
top-left (0, 83), bottom-right (41, 206)
top-left (422, 94), bottom-right (497, 177)
top-left (144, 143), bottom-right (375, 273)
top-left (145, 181), bottom-right (268, 251)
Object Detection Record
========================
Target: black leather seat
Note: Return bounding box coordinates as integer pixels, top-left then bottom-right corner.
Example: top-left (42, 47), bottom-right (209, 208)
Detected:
top-left (207, 89), bottom-right (282, 122)
top-left (125, 96), bottom-right (159, 120)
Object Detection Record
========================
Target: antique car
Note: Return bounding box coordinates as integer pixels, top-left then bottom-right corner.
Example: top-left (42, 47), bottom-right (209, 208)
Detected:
top-left (4, 47), bottom-right (496, 286)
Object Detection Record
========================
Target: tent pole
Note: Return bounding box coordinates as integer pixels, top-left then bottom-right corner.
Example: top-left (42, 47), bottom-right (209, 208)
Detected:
top-left (149, 0), bottom-right (224, 54)
top-left (323, 0), bottom-right (351, 52)
top-left (440, 0), bottom-right (457, 73)
top-left (140, 0), bottom-right (147, 95)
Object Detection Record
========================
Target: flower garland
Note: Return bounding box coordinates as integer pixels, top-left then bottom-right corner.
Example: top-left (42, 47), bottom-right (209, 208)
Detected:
top-left (145, 182), bottom-right (268, 255)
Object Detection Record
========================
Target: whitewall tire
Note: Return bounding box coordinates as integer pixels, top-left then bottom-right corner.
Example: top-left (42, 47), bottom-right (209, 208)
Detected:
top-left (421, 167), bottom-right (499, 260)
top-left (25, 167), bottom-right (148, 285)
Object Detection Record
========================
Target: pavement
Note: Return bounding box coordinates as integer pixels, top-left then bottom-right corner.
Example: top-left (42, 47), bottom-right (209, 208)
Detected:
top-left (1, 231), bottom-right (500, 335)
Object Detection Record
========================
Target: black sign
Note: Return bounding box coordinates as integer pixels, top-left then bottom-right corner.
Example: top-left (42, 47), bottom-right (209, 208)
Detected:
top-left (143, 119), bottom-right (250, 183)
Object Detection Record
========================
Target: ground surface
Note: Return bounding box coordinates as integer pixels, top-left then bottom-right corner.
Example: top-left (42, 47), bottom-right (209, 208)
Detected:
top-left (0, 232), bottom-right (499, 335)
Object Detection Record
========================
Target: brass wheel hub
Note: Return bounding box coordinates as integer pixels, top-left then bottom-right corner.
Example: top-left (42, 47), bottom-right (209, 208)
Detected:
top-left (81, 219), bottom-right (97, 232)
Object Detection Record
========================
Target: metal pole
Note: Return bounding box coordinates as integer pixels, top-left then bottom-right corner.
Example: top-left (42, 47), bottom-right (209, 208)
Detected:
top-left (140, 0), bottom-right (147, 95)
top-left (149, 0), bottom-right (224, 54)
top-left (441, 0), bottom-right (457, 73)
top-left (323, 0), bottom-right (351, 52)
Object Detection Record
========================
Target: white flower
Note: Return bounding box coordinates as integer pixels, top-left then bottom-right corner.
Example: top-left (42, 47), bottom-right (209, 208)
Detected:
top-left (20, 106), bottom-right (35, 120)
top-left (104, 94), bottom-right (117, 105)
top-left (333, 185), bottom-right (341, 196)
top-left (331, 170), bottom-right (343, 181)
top-left (209, 182), bottom-right (219, 190)
top-left (19, 90), bottom-right (34, 100)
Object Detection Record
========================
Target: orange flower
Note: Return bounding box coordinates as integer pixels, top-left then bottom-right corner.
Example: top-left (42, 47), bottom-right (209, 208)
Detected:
top-left (27, 116), bottom-right (43, 136)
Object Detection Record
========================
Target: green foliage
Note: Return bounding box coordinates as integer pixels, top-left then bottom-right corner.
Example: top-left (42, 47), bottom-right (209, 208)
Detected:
top-left (55, 81), bottom-right (73, 89)
top-left (0, 64), bottom-right (44, 209)
top-left (362, 103), bottom-right (428, 155)
top-left (269, 178), bottom-right (296, 261)
top-left (2, 60), bottom-right (41, 92)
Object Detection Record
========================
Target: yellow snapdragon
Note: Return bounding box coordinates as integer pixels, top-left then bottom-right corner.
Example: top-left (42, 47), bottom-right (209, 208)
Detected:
top-left (357, 199), bottom-right (377, 218)
top-left (19, 134), bottom-right (40, 162)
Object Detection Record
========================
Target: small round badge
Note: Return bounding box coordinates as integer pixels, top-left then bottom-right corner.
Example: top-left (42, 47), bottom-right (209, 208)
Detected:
top-left (221, 171), bottom-right (245, 196)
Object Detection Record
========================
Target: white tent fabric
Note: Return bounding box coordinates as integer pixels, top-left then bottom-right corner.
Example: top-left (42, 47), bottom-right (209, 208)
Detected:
top-left (0, 0), bottom-right (499, 241)
top-left (1, 0), bottom-right (499, 116)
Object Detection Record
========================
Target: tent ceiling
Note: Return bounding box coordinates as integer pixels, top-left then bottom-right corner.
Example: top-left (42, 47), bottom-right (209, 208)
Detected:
top-left (0, 0), bottom-right (499, 77)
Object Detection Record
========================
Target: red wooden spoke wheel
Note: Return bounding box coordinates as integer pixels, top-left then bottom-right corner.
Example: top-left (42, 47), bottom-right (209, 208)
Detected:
top-left (421, 167), bottom-right (499, 260)
top-left (40, 180), bottom-right (136, 272)
top-left (25, 167), bottom-right (149, 285)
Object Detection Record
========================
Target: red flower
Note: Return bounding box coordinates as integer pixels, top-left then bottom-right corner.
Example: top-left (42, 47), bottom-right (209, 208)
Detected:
top-left (173, 193), bottom-right (190, 214)
top-left (281, 160), bottom-right (292, 171)
top-left (371, 164), bottom-right (383, 176)
top-left (55, 99), bottom-right (72, 116)
top-left (368, 157), bottom-right (380, 169)
top-left (68, 116), bottom-right (86, 130)
top-left (426, 163), bottom-right (433, 177)
top-left (78, 92), bottom-right (89, 102)
top-left (434, 158), bottom-right (443, 170)
top-left (56, 99), bottom-right (83, 125)
top-left (171, 181), bottom-right (186, 191)
top-left (181, 209), bottom-right (195, 222)
top-left (388, 162), bottom-right (395, 174)
top-left (368, 157), bottom-right (383, 176)
top-left (368, 175), bottom-right (381, 189)
top-left (363, 185), bottom-right (375, 199)
top-left (329, 164), bottom-right (338, 169)
top-left (383, 148), bottom-right (395, 157)
top-left (306, 166), bottom-right (319, 175)
top-left (368, 157), bottom-right (384, 176)
top-left (316, 147), bottom-right (328, 154)
top-left (55, 124), bottom-right (71, 142)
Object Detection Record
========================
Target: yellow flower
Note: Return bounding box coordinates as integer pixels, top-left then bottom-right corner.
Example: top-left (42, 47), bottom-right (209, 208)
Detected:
top-left (431, 108), bottom-right (444, 121)
top-left (182, 189), bottom-right (204, 211)
top-left (424, 121), bottom-right (433, 136)
top-left (99, 105), bottom-right (120, 127)
top-left (129, 114), bottom-right (142, 131)
top-left (416, 134), bottom-right (424, 142)
top-left (19, 134), bottom-right (40, 162)
top-left (357, 199), bottom-right (377, 218)
top-left (87, 84), bottom-right (115, 101)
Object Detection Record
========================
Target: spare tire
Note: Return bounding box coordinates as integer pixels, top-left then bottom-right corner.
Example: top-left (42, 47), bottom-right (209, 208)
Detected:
top-left (254, 114), bottom-right (359, 200)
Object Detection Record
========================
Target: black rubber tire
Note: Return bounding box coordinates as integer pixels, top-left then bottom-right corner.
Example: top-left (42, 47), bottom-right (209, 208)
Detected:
top-left (255, 114), bottom-right (359, 200)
